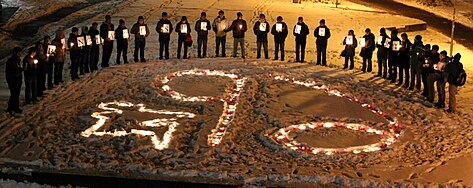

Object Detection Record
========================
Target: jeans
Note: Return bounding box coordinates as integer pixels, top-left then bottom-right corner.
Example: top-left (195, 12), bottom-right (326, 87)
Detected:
top-left (344, 56), bottom-right (354, 69)
top-left (54, 61), bottom-right (64, 84)
top-left (274, 41), bottom-right (285, 61)
top-left (7, 80), bottom-right (22, 112)
top-left (90, 45), bottom-right (100, 71)
top-left (101, 41), bottom-right (113, 67)
top-left (388, 58), bottom-right (397, 81)
top-left (70, 53), bottom-right (81, 80)
top-left (216, 36), bottom-right (226, 57)
top-left (410, 64), bottom-right (422, 90)
top-left (81, 48), bottom-right (91, 74)
top-left (117, 42), bottom-right (129, 64)
top-left (295, 40), bottom-right (306, 62)
top-left (316, 44), bottom-right (327, 65)
top-left (448, 84), bottom-right (457, 111)
top-left (362, 57), bottom-right (372, 72)
top-left (198, 34), bottom-right (208, 58)
top-left (421, 70), bottom-right (429, 95)
top-left (256, 41), bottom-right (269, 59)
top-left (177, 37), bottom-right (188, 59)
top-left (427, 73), bottom-right (439, 102)
top-left (233, 38), bottom-right (245, 58)
top-left (159, 40), bottom-right (170, 60)
top-left (134, 40), bottom-right (145, 62)
top-left (376, 56), bottom-right (387, 77)
top-left (436, 73), bottom-right (447, 105)
top-left (398, 66), bottom-right (409, 85)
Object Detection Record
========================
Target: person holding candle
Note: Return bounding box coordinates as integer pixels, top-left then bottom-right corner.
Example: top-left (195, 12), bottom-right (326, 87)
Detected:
top-left (51, 31), bottom-right (66, 85)
top-left (253, 14), bottom-right (270, 59)
top-left (89, 22), bottom-right (100, 72)
top-left (398, 33), bottom-right (412, 88)
top-left (6, 47), bottom-right (24, 116)
top-left (42, 36), bottom-right (54, 89)
top-left (314, 19), bottom-right (331, 66)
top-left (80, 26), bottom-right (91, 74)
top-left (421, 44), bottom-right (434, 97)
top-left (409, 35), bottom-right (424, 91)
top-left (156, 12), bottom-right (173, 60)
top-left (342, 30), bottom-right (357, 70)
top-left (100, 15), bottom-right (115, 68)
top-left (225, 12), bottom-right (247, 59)
top-left (428, 50), bottom-right (449, 108)
top-left (23, 47), bottom-right (38, 104)
top-left (388, 29), bottom-right (401, 83)
top-left (35, 42), bottom-right (47, 97)
top-left (195, 12), bottom-right (211, 58)
top-left (293, 17), bottom-right (309, 63)
top-left (68, 27), bottom-right (81, 81)
top-left (360, 28), bottom-right (375, 73)
top-left (271, 16), bottom-right (288, 61)
top-left (175, 16), bottom-right (191, 59)
top-left (375, 28), bottom-right (389, 78)
top-left (212, 10), bottom-right (228, 57)
top-left (115, 19), bottom-right (129, 64)
top-left (131, 16), bottom-right (150, 63)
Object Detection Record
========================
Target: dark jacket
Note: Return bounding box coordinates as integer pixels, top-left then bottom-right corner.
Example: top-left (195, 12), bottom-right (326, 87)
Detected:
top-left (376, 33), bottom-right (390, 59)
top-left (131, 23), bottom-right (150, 41)
top-left (195, 19), bottom-right (211, 36)
top-left (156, 19), bottom-right (173, 42)
top-left (293, 22), bottom-right (309, 42)
top-left (68, 33), bottom-right (81, 56)
top-left (5, 55), bottom-right (23, 83)
top-left (343, 35), bottom-right (358, 57)
top-left (314, 25), bottom-right (331, 46)
top-left (445, 60), bottom-right (462, 85)
top-left (409, 41), bottom-right (424, 68)
top-left (226, 19), bottom-right (247, 38)
top-left (100, 21), bottom-right (115, 42)
top-left (89, 28), bottom-right (100, 46)
top-left (23, 56), bottom-right (37, 77)
top-left (271, 22), bottom-right (288, 43)
top-left (115, 25), bottom-right (129, 45)
top-left (175, 21), bottom-right (191, 38)
top-left (360, 33), bottom-right (375, 58)
top-left (253, 21), bottom-right (270, 42)
top-left (398, 39), bottom-right (412, 68)
top-left (389, 35), bottom-right (401, 65)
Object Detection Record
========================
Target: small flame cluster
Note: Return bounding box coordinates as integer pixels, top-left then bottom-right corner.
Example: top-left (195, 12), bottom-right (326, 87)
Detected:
top-left (161, 69), bottom-right (246, 147)
top-left (269, 74), bottom-right (404, 155)
top-left (81, 101), bottom-right (196, 150)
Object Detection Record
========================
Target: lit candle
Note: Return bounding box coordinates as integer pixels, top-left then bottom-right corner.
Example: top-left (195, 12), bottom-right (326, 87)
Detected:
top-left (33, 59), bottom-right (38, 64)
top-left (239, 24), bottom-right (242, 30)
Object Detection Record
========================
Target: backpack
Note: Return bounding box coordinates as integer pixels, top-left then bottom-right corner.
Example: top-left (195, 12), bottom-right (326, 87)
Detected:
top-left (456, 62), bottom-right (467, 86)
top-left (185, 34), bottom-right (193, 47)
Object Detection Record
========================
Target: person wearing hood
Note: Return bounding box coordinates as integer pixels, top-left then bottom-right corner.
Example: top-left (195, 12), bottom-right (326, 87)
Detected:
top-left (100, 15), bottom-right (115, 68)
top-left (42, 36), bottom-right (54, 89)
top-left (375, 28), bottom-right (389, 78)
top-left (314, 19), bottom-right (331, 66)
top-left (271, 16), bottom-right (288, 61)
top-left (68, 27), bottom-right (81, 81)
top-left (115, 19), bottom-right (129, 64)
top-left (5, 47), bottom-right (23, 116)
top-left (175, 16), bottom-right (191, 59)
top-left (427, 50), bottom-right (448, 106)
top-left (195, 12), bottom-right (211, 58)
top-left (253, 14), bottom-right (270, 59)
top-left (35, 42), bottom-right (47, 97)
top-left (409, 35), bottom-right (424, 90)
top-left (156, 12), bottom-right (173, 60)
top-left (398, 33), bottom-right (412, 87)
top-left (360, 28), bottom-right (375, 72)
top-left (80, 26), bottom-right (91, 74)
top-left (212, 10), bottom-right (228, 57)
top-left (293, 17), bottom-right (309, 63)
top-left (225, 12), bottom-right (248, 59)
top-left (445, 53), bottom-right (462, 113)
top-left (342, 30), bottom-right (357, 70)
top-left (51, 31), bottom-right (66, 85)
top-left (23, 47), bottom-right (38, 104)
top-left (131, 16), bottom-right (150, 63)
top-left (388, 29), bottom-right (401, 83)
top-left (89, 22), bottom-right (100, 72)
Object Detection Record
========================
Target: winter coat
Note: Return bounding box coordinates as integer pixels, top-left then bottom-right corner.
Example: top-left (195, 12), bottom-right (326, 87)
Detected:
top-left (51, 35), bottom-right (66, 63)
top-left (115, 25), bottom-right (129, 45)
top-left (398, 39), bottom-right (412, 68)
top-left (388, 35), bottom-right (401, 66)
top-left (343, 35), bottom-right (358, 57)
top-left (156, 19), bottom-right (173, 42)
top-left (5, 55), bottom-right (23, 84)
top-left (293, 22), bottom-right (309, 42)
top-left (360, 33), bottom-right (375, 58)
top-left (226, 19), bottom-right (247, 38)
top-left (89, 28), bottom-right (100, 46)
top-left (195, 19), bottom-right (211, 36)
top-left (271, 22), bottom-right (288, 43)
top-left (376, 33), bottom-right (390, 59)
top-left (253, 21), bottom-right (270, 42)
top-left (175, 21), bottom-right (191, 38)
top-left (314, 25), bottom-right (331, 46)
top-left (100, 21), bottom-right (115, 42)
top-left (68, 33), bottom-right (81, 56)
top-left (445, 60), bottom-right (462, 85)
top-left (22, 56), bottom-right (37, 77)
top-left (131, 23), bottom-right (150, 41)
top-left (409, 41), bottom-right (424, 68)
top-left (212, 16), bottom-right (229, 37)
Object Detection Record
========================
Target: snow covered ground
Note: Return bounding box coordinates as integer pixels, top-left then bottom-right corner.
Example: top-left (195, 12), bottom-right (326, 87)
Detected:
top-left (0, 0), bottom-right (473, 187)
